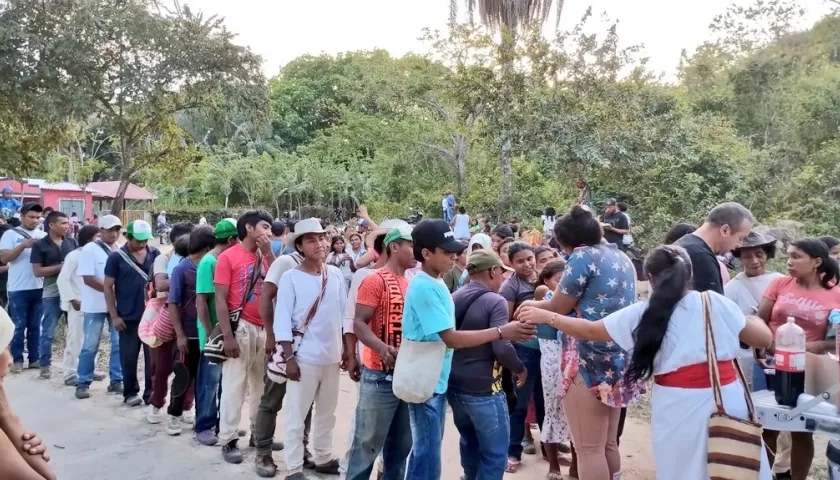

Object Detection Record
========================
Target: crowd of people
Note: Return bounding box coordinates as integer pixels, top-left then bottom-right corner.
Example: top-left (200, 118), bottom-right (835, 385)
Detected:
top-left (1, 191), bottom-right (839, 480)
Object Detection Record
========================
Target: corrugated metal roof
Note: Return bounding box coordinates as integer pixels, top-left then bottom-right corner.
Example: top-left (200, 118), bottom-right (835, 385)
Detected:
top-left (87, 181), bottom-right (157, 201)
top-left (24, 178), bottom-right (100, 193)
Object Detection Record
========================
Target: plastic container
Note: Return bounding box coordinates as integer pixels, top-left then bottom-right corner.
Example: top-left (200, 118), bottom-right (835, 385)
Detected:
top-left (774, 317), bottom-right (806, 407)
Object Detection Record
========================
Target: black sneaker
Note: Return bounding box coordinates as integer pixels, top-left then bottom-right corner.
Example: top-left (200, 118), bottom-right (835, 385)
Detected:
top-left (107, 382), bottom-right (124, 394)
top-left (222, 440), bottom-right (243, 464)
top-left (303, 450), bottom-right (315, 469)
top-left (255, 454), bottom-right (278, 478)
top-left (775, 471), bottom-right (792, 480)
top-left (75, 386), bottom-right (91, 399)
top-left (27, 361), bottom-right (40, 369)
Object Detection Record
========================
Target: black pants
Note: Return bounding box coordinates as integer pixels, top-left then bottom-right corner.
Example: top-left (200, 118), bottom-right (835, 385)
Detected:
top-left (168, 339), bottom-right (201, 417)
top-left (119, 320), bottom-right (153, 403)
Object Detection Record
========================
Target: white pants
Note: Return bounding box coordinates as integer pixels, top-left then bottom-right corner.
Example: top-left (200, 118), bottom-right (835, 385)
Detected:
top-left (284, 362), bottom-right (340, 474)
top-left (218, 321), bottom-right (266, 444)
top-left (62, 308), bottom-right (84, 380)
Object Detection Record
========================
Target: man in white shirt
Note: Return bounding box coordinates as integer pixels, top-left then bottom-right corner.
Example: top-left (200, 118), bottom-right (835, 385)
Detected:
top-left (75, 214), bottom-right (124, 400)
top-left (275, 218), bottom-right (346, 479)
top-left (0, 202), bottom-right (47, 373)
top-left (57, 225), bottom-right (102, 386)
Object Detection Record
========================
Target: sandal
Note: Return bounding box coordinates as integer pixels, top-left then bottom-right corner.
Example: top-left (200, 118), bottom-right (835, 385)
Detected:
top-left (547, 472), bottom-right (564, 480)
top-left (506, 458), bottom-right (522, 473)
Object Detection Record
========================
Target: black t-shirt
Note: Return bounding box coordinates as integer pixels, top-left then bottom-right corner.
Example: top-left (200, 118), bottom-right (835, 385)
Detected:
top-left (602, 212), bottom-right (629, 246)
top-left (30, 236), bottom-right (77, 298)
top-left (675, 234), bottom-right (723, 294)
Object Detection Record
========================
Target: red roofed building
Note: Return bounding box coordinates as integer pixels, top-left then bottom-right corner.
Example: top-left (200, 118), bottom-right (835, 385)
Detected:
top-left (0, 178), bottom-right (97, 219)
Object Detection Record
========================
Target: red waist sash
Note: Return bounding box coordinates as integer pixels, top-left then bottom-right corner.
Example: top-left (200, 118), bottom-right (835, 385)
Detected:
top-left (654, 360), bottom-right (737, 389)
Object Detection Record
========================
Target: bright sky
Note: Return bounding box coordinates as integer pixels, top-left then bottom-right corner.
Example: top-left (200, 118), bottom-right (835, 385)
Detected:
top-left (187, 0), bottom-right (832, 80)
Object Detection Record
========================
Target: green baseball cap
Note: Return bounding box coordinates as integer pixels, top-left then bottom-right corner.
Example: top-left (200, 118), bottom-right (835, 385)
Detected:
top-left (214, 218), bottom-right (238, 240)
top-left (466, 250), bottom-right (513, 274)
top-left (126, 220), bottom-right (153, 241)
top-left (383, 225), bottom-right (413, 247)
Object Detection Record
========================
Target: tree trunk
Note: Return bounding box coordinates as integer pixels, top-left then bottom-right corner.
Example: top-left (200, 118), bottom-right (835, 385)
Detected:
top-left (501, 138), bottom-right (512, 197)
top-left (454, 134), bottom-right (468, 198)
top-left (110, 174), bottom-right (132, 216)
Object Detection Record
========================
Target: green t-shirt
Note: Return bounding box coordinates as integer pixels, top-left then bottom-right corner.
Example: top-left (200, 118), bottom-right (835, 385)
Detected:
top-left (195, 252), bottom-right (219, 350)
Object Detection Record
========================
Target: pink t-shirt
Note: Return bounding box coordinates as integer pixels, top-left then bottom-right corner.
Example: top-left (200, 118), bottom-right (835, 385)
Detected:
top-left (214, 244), bottom-right (268, 326)
top-left (764, 276), bottom-right (840, 342)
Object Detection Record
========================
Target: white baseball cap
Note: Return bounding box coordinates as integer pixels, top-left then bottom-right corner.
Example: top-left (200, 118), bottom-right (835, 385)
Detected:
top-left (99, 214), bottom-right (123, 230)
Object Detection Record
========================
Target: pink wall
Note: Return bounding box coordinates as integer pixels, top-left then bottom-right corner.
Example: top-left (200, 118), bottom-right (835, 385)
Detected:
top-left (41, 190), bottom-right (93, 219)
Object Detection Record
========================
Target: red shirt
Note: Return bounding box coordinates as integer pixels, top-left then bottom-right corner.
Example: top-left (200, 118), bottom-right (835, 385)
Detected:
top-left (764, 276), bottom-right (840, 342)
top-left (214, 244), bottom-right (268, 327)
top-left (356, 269), bottom-right (408, 370)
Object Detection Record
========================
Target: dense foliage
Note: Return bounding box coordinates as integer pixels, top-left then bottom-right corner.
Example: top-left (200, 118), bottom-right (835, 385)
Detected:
top-left (2, 0), bottom-right (839, 246)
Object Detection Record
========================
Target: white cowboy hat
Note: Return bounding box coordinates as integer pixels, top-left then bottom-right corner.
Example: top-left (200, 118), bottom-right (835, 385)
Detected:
top-left (0, 308), bottom-right (13, 353)
top-left (285, 218), bottom-right (327, 248)
top-left (380, 219), bottom-right (409, 230)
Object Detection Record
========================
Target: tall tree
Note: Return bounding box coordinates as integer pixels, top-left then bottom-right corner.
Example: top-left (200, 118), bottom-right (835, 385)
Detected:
top-left (0, 0), bottom-right (266, 214)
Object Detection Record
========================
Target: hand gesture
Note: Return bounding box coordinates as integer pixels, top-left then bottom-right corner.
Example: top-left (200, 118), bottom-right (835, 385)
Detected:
top-left (112, 316), bottom-right (127, 332)
top-left (22, 432), bottom-right (49, 461)
top-left (499, 321), bottom-right (537, 341)
top-left (345, 355), bottom-right (361, 382)
top-left (513, 368), bottom-right (528, 388)
top-left (378, 344), bottom-right (398, 370)
top-left (265, 331), bottom-right (276, 355)
top-left (256, 233), bottom-right (273, 256)
top-left (513, 300), bottom-right (538, 320)
top-left (223, 334), bottom-right (240, 359)
top-left (517, 306), bottom-right (554, 325)
top-left (176, 334), bottom-right (188, 355)
top-left (21, 238), bottom-right (36, 249)
top-left (358, 204), bottom-right (369, 219)
top-left (285, 357), bottom-right (301, 381)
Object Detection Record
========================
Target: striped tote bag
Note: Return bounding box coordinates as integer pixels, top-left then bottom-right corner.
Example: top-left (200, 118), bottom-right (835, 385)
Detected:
top-left (702, 292), bottom-right (763, 479)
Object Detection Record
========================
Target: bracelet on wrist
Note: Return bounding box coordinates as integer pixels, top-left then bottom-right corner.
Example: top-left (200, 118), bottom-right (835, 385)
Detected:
top-left (496, 326), bottom-right (503, 339)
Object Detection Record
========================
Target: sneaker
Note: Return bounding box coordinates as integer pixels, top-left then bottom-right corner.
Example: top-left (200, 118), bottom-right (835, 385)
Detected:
top-left (285, 474), bottom-right (306, 480)
top-left (39, 366), bottom-right (51, 379)
top-left (313, 458), bottom-right (340, 475)
top-left (92, 372), bottom-right (106, 382)
top-left (146, 405), bottom-right (162, 424)
top-left (222, 440), bottom-right (243, 464)
top-left (558, 442), bottom-right (571, 454)
top-left (124, 395), bottom-right (143, 407)
top-left (249, 435), bottom-right (284, 451)
top-left (63, 375), bottom-right (78, 386)
top-left (523, 439), bottom-right (537, 455)
top-left (27, 361), bottom-right (40, 369)
top-left (303, 450), bottom-right (315, 470)
top-left (165, 415), bottom-right (182, 436)
top-left (107, 382), bottom-right (124, 394)
top-left (180, 410), bottom-right (195, 424)
top-left (75, 386), bottom-right (90, 399)
top-left (10, 363), bottom-right (22, 374)
top-left (255, 454), bottom-right (278, 478)
top-left (196, 430), bottom-right (218, 446)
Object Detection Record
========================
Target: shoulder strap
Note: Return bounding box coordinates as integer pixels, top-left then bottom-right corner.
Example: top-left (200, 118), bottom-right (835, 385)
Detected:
top-left (13, 228), bottom-right (31, 240)
top-left (702, 291), bottom-right (758, 422)
top-left (455, 291), bottom-right (492, 330)
top-left (95, 240), bottom-right (111, 256)
top-left (298, 268), bottom-right (329, 335)
top-left (239, 252), bottom-right (263, 310)
top-left (116, 248), bottom-right (149, 283)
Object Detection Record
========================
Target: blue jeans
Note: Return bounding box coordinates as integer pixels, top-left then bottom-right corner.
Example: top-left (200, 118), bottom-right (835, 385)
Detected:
top-left (752, 362), bottom-right (774, 392)
top-left (77, 312), bottom-right (122, 387)
top-left (39, 296), bottom-right (62, 367)
top-left (346, 368), bottom-right (412, 480)
top-left (8, 289), bottom-right (43, 364)
top-left (509, 344), bottom-right (544, 460)
top-left (194, 353), bottom-right (221, 433)
top-left (447, 391), bottom-right (510, 480)
top-left (406, 393), bottom-right (447, 480)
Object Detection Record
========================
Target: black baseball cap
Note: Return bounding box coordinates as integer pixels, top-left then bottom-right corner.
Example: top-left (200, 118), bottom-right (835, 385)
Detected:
top-left (411, 219), bottom-right (467, 254)
top-left (20, 202), bottom-right (43, 214)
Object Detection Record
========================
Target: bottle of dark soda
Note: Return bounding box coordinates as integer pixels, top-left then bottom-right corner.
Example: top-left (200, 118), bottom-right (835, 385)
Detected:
top-left (774, 316), bottom-right (806, 408)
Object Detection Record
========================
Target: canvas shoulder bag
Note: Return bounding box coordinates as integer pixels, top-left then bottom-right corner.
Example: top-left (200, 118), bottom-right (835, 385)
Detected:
top-left (266, 267), bottom-right (329, 384)
top-left (703, 291), bottom-right (763, 479)
top-left (204, 252), bottom-right (263, 364)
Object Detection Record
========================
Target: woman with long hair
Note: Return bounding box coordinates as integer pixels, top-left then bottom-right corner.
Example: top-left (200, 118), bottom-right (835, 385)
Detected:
top-left (515, 205), bottom-right (640, 479)
top-left (520, 245), bottom-right (774, 479)
top-left (347, 233), bottom-right (366, 266)
top-left (327, 236), bottom-right (354, 288)
top-left (534, 260), bottom-right (570, 480)
top-left (499, 242), bottom-right (542, 473)
top-left (756, 238), bottom-right (840, 479)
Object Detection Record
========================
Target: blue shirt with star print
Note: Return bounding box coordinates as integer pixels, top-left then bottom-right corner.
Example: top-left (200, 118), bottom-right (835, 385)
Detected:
top-left (558, 243), bottom-right (636, 393)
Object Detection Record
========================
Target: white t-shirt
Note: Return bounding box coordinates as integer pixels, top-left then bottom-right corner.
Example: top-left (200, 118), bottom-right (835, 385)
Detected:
top-left (76, 241), bottom-right (115, 313)
top-left (724, 271), bottom-right (783, 362)
top-left (621, 212), bottom-right (633, 245)
top-left (273, 266), bottom-right (346, 365)
top-left (541, 215), bottom-right (556, 234)
top-left (265, 252), bottom-right (303, 286)
top-left (452, 214), bottom-right (470, 239)
top-left (0, 227), bottom-right (47, 292)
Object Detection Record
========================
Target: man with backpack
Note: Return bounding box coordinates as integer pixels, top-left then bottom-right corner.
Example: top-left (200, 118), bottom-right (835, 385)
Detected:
top-left (0, 202), bottom-right (47, 374)
top-left (103, 220), bottom-right (159, 407)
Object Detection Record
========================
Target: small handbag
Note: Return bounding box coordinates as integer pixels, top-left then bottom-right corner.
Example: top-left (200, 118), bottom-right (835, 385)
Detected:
top-left (703, 291), bottom-right (763, 479)
top-left (266, 268), bottom-right (329, 384)
top-left (204, 253), bottom-right (263, 364)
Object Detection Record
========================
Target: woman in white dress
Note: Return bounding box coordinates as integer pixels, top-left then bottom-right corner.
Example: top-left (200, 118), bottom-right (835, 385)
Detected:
top-left (519, 245), bottom-right (774, 480)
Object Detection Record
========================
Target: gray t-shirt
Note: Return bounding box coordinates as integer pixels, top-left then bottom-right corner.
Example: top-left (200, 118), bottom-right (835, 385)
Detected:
top-left (449, 282), bottom-right (524, 395)
top-left (499, 274), bottom-right (539, 349)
